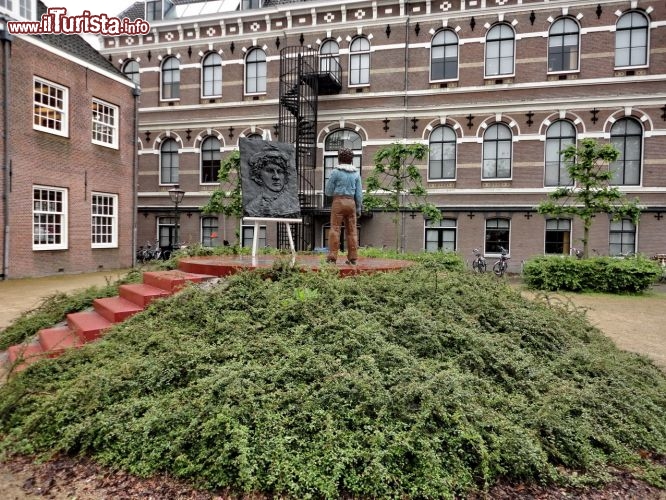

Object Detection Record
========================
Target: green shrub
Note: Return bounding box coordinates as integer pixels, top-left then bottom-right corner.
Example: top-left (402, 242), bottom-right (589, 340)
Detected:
top-left (359, 247), bottom-right (465, 271)
top-left (0, 270), bottom-right (142, 350)
top-left (1, 265), bottom-right (664, 498)
top-left (523, 256), bottom-right (661, 293)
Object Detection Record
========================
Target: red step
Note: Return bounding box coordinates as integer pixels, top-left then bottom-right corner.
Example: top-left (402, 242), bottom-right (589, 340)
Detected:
top-left (119, 283), bottom-right (170, 307)
top-left (143, 270), bottom-right (214, 293)
top-left (67, 311), bottom-right (112, 342)
top-left (7, 342), bottom-right (45, 365)
top-left (94, 296), bottom-right (144, 323)
top-left (38, 326), bottom-right (83, 357)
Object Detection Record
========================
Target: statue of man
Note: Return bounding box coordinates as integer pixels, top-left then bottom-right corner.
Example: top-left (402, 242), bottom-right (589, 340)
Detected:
top-left (324, 147), bottom-right (363, 265)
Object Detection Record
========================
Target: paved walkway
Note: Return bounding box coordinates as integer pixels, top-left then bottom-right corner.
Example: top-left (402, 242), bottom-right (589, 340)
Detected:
top-left (0, 269), bottom-right (132, 329)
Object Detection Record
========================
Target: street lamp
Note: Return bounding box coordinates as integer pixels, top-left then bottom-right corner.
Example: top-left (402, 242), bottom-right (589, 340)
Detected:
top-left (168, 185), bottom-right (185, 251)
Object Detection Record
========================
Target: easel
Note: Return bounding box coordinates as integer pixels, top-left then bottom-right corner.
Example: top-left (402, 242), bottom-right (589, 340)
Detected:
top-left (243, 217), bottom-right (303, 262)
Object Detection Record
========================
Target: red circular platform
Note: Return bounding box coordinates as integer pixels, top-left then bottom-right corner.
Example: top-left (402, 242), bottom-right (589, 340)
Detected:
top-left (178, 255), bottom-right (414, 277)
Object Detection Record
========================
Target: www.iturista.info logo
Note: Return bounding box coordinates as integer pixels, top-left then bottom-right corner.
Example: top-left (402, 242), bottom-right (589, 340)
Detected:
top-left (7, 7), bottom-right (150, 36)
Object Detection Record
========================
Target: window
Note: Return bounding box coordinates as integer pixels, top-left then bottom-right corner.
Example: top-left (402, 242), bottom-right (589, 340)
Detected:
top-left (33, 186), bottom-right (67, 250)
top-left (161, 56), bottom-right (180, 100)
top-left (548, 18), bottom-right (580, 72)
top-left (157, 217), bottom-right (177, 248)
top-left (202, 52), bottom-right (222, 97)
top-left (33, 77), bottom-right (68, 137)
top-left (485, 24), bottom-right (514, 77)
top-left (431, 29), bottom-right (458, 81)
top-left (485, 219), bottom-right (510, 254)
top-left (545, 219), bottom-right (571, 254)
top-left (245, 48), bottom-right (266, 94)
top-left (349, 36), bottom-right (370, 86)
top-left (610, 118), bottom-right (642, 185)
top-left (200, 136), bottom-right (221, 184)
top-left (19, 0), bottom-right (31, 18)
top-left (482, 123), bottom-right (512, 179)
top-left (319, 40), bottom-right (340, 79)
top-left (201, 217), bottom-right (219, 247)
top-left (160, 138), bottom-right (179, 184)
top-left (545, 120), bottom-right (575, 186)
top-left (91, 99), bottom-right (118, 148)
top-left (91, 193), bottom-right (118, 248)
top-left (242, 225), bottom-right (267, 248)
top-left (609, 219), bottom-right (636, 256)
top-left (242, 0), bottom-right (261, 9)
top-left (425, 219), bottom-right (456, 252)
top-left (146, 0), bottom-right (173, 21)
top-left (122, 59), bottom-right (140, 86)
top-left (615, 11), bottom-right (649, 68)
top-left (428, 125), bottom-right (456, 180)
top-left (323, 130), bottom-right (362, 206)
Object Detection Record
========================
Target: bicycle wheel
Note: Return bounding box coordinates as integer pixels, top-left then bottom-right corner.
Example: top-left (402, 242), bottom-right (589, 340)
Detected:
top-left (493, 261), bottom-right (504, 277)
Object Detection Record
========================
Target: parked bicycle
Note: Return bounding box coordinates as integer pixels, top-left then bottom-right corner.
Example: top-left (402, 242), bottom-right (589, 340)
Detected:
top-left (472, 248), bottom-right (487, 273)
top-left (492, 247), bottom-right (510, 277)
top-left (136, 240), bottom-right (170, 263)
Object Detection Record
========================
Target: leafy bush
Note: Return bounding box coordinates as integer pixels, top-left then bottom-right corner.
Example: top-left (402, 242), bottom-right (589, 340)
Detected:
top-left (0, 270), bottom-right (142, 350)
top-left (523, 256), bottom-right (661, 293)
top-left (359, 247), bottom-right (465, 272)
top-left (0, 266), bottom-right (664, 498)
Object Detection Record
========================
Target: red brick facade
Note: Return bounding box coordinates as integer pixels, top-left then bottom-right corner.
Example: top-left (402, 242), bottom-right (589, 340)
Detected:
top-left (0, 33), bottom-right (136, 278)
top-left (102, 0), bottom-right (665, 266)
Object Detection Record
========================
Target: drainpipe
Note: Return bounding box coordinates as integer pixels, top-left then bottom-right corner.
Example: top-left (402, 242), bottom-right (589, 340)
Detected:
top-left (1, 21), bottom-right (12, 280)
top-left (400, 12), bottom-right (411, 252)
top-left (132, 85), bottom-right (141, 268)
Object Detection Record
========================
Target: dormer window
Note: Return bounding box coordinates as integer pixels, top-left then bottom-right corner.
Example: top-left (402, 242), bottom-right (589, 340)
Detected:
top-left (146, 0), bottom-right (174, 22)
top-left (242, 0), bottom-right (262, 10)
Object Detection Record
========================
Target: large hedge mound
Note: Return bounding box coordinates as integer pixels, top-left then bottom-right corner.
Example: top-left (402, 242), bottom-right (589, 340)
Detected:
top-left (1, 264), bottom-right (665, 498)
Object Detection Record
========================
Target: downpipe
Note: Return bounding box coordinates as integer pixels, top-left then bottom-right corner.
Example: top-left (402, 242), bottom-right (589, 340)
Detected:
top-left (1, 25), bottom-right (12, 280)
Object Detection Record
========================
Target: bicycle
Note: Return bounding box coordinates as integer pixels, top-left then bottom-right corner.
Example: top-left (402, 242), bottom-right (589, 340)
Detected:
top-left (472, 248), bottom-right (487, 273)
top-left (492, 247), bottom-right (510, 277)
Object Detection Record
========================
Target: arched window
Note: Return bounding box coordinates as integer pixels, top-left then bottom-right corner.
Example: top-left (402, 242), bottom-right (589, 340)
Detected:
top-left (615, 11), bottom-right (649, 67)
top-left (610, 118), bottom-right (642, 185)
top-left (122, 59), bottom-right (140, 86)
top-left (548, 18), bottom-right (580, 72)
top-left (161, 56), bottom-right (180, 100)
top-left (428, 125), bottom-right (456, 180)
top-left (545, 120), bottom-right (576, 186)
top-left (349, 36), bottom-right (370, 85)
top-left (160, 138), bottom-right (179, 184)
top-left (431, 29), bottom-right (458, 81)
top-left (482, 123), bottom-right (512, 179)
top-left (319, 39), bottom-right (340, 75)
top-left (201, 52), bottom-right (222, 97)
top-left (485, 24), bottom-right (514, 77)
top-left (245, 48), bottom-right (267, 94)
top-left (324, 130), bottom-right (362, 206)
top-left (200, 136), bottom-right (221, 184)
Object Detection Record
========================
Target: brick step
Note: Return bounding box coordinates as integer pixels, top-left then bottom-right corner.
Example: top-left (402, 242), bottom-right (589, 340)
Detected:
top-left (142, 270), bottom-right (215, 293)
top-left (67, 311), bottom-right (112, 342)
top-left (119, 283), bottom-right (170, 307)
top-left (7, 342), bottom-right (45, 366)
top-left (38, 326), bottom-right (83, 357)
top-left (94, 296), bottom-right (144, 323)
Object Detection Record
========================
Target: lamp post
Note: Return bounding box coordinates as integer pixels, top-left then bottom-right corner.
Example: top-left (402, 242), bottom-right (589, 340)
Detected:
top-left (168, 186), bottom-right (185, 251)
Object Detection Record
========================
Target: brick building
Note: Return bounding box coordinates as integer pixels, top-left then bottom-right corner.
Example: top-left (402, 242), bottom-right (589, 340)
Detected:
top-left (0, 2), bottom-right (137, 278)
top-left (102, 0), bottom-right (665, 265)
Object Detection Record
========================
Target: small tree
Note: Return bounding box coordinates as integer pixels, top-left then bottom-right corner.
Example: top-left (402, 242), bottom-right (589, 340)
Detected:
top-left (537, 138), bottom-right (642, 258)
top-left (201, 151), bottom-right (243, 242)
top-left (364, 143), bottom-right (441, 251)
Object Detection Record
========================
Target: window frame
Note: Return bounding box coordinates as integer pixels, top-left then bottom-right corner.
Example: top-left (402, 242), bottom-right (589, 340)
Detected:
top-left (482, 123), bottom-right (513, 180)
top-left (424, 218), bottom-right (457, 252)
top-left (615, 11), bottom-right (650, 69)
top-left (160, 56), bottom-right (180, 101)
top-left (160, 138), bottom-right (180, 185)
top-left (484, 218), bottom-right (511, 256)
top-left (544, 218), bottom-right (572, 255)
top-left (609, 218), bottom-right (637, 256)
top-left (91, 98), bottom-right (119, 149)
top-left (200, 136), bottom-right (221, 185)
top-left (428, 125), bottom-right (457, 181)
top-left (241, 224), bottom-right (267, 248)
top-left (245, 48), bottom-right (267, 95)
top-left (323, 130), bottom-right (363, 206)
top-left (201, 216), bottom-right (219, 247)
top-left (122, 59), bottom-right (140, 86)
top-left (33, 77), bottom-right (68, 137)
top-left (430, 29), bottom-right (459, 82)
top-left (548, 17), bottom-right (580, 73)
top-left (484, 24), bottom-right (515, 78)
top-left (201, 52), bottom-right (223, 98)
top-left (32, 185), bottom-right (68, 251)
top-left (157, 216), bottom-right (177, 249)
top-left (91, 192), bottom-right (119, 249)
top-left (609, 117), bottom-right (643, 186)
top-left (544, 120), bottom-right (576, 187)
top-left (349, 36), bottom-right (371, 87)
